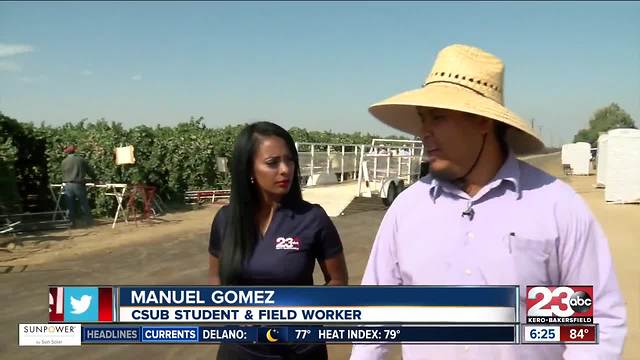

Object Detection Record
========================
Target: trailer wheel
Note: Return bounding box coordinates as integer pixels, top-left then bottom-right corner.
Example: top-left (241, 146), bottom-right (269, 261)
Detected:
top-left (398, 180), bottom-right (405, 192)
top-left (382, 182), bottom-right (398, 207)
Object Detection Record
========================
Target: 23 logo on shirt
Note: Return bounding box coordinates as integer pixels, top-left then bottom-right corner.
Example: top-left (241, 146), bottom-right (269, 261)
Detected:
top-left (275, 236), bottom-right (300, 251)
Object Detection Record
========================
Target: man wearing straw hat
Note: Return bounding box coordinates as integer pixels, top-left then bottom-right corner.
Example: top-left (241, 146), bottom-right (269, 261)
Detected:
top-left (351, 45), bottom-right (626, 359)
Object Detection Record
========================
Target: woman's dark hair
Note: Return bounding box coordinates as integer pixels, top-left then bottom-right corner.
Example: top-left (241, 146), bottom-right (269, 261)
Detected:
top-left (220, 121), bottom-right (303, 285)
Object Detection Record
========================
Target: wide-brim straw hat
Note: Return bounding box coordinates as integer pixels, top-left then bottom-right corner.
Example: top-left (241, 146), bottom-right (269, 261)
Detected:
top-left (369, 44), bottom-right (544, 154)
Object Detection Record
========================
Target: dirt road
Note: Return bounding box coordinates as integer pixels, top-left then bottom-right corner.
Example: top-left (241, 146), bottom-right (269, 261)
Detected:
top-left (0, 153), bottom-right (637, 359)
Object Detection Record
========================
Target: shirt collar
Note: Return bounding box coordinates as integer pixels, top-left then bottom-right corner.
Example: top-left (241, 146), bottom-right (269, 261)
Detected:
top-left (278, 200), bottom-right (302, 219)
top-left (427, 151), bottom-right (521, 202)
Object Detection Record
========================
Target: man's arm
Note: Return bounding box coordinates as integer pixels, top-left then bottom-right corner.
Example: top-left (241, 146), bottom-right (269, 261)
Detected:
top-left (558, 192), bottom-right (627, 359)
top-left (350, 206), bottom-right (402, 360)
top-left (208, 254), bottom-right (221, 285)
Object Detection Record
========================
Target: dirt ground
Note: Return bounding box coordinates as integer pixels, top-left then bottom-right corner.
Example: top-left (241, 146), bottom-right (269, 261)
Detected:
top-left (0, 153), bottom-right (638, 359)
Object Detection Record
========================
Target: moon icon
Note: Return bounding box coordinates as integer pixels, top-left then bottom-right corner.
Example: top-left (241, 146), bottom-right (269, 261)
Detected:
top-left (266, 329), bottom-right (279, 343)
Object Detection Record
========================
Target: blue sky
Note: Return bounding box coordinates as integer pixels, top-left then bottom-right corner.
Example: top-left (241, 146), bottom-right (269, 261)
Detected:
top-left (1, 1), bottom-right (638, 146)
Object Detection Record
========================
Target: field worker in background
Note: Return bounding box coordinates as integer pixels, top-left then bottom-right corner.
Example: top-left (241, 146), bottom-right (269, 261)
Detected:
top-left (350, 44), bottom-right (626, 359)
top-left (62, 145), bottom-right (96, 228)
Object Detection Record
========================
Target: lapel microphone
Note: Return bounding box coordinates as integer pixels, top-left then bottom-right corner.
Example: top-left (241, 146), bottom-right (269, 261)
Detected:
top-left (462, 203), bottom-right (475, 220)
top-left (456, 134), bottom-right (486, 222)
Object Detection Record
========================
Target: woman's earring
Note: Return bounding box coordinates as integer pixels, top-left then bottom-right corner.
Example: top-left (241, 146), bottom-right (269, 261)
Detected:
top-left (250, 177), bottom-right (255, 184)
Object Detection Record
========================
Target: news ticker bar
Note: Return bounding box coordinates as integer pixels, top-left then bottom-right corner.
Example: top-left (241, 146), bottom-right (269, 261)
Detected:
top-left (522, 325), bottom-right (598, 344)
top-left (83, 325), bottom-right (518, 344)
top-left (20, 324), bottom-right (600, 346)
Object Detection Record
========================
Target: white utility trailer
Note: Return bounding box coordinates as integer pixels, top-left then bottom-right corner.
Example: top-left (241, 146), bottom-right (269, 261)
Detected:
top-left (295, 142), bottom-right (364, 186)
top-left (356, 139), bottom-right (426, 206)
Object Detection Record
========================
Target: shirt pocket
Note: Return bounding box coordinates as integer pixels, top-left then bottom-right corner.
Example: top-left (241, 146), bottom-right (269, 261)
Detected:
top-left (505, 234), bottom-right (553, 286)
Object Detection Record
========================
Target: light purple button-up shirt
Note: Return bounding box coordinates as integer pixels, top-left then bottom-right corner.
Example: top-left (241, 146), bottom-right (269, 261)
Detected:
top-left (350, 152), bottom-right (627, 360)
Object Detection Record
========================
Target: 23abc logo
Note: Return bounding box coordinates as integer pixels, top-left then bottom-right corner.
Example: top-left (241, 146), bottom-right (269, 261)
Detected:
top-left (527, 286), bottom-right (593, 317)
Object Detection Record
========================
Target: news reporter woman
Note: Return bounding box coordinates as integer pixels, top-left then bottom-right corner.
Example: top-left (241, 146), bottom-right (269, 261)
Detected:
top-left (208, 121), bottom-right (348, 359)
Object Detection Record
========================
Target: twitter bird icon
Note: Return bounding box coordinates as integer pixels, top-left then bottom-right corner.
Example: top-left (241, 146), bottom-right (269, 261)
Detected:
top-left (70, 295), bottom-right (92, 314)
top-left (64, 287), bottom-right (99, 322)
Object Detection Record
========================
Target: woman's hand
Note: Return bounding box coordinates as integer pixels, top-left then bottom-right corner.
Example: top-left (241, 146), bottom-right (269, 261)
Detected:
top-left (319, 253), bottom-right (348, 285)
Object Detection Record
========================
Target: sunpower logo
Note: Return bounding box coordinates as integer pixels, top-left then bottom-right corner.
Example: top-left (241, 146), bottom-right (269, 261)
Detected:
top-left (63, 287), bottom-right (99, 322)
top-left (22, 325), bottom-right (77, 334)
top-left (19, 324), bottom-right (81, 346)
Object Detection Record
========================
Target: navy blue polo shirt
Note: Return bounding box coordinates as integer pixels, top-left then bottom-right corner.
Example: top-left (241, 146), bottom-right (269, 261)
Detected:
top-left (208, 201), bottom-right (343, 285)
